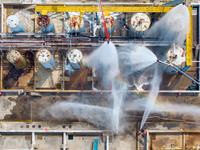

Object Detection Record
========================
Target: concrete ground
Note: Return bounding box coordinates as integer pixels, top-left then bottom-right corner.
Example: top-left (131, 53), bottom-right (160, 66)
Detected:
top-left (0, 93), bottom-right (199, 149)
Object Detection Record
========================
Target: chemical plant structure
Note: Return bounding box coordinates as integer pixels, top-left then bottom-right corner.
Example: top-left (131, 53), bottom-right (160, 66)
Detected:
top-left (0, 0), bottom-right (199, 150)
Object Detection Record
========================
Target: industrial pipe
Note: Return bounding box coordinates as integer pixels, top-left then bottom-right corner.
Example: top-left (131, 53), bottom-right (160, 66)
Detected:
top-left (26, 90), bottom-right (200, 93)
top-left (0, 89), bottom-right (200, 93)
top-left (0, 90), bottom-right (23, 93)
top-left (157, 59), bottom-right (200, 86)
top-left (6, 15), bottom-right (27, 33)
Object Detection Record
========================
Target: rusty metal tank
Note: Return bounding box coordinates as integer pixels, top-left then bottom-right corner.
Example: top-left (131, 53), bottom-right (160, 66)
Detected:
top-left (37, 15), bottom-right (55, 33)
top-left (65, 14), bottom-right (85, 33)
top-left (6, 50), bottom-right (27, 70)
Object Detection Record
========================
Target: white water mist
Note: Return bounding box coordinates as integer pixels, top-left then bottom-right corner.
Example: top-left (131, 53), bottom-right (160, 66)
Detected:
top-left (83, 41), bottom-right (119, 86)
top-left (140, 64), bottom-right (162, 130)
top-left (119, 45), bottom-right (157, 77)
top-left (111, 77), bottom-right (127, 131)
top-left (156, 102), bottom-right (200, 121)
top-left (145, 4), bottom-right (190, 45)
top-left (83, 41), bottom-right (127, 131)
top-left (126, 99), bottom-right (200, 122)
top-left (48, 102), bottom-right (113, 128)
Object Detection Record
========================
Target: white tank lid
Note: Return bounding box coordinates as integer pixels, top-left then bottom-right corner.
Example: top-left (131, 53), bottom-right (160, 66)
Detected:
top-left (167, 45), bottom-right (186, 66)
top-left (37, 49), bottom-right (51, 63)
top-left (68, 49), bottom-right (83, 63)
top-left (131, 13), bottom-right (151, 32)
top-left (6, 15), bottom-right (20, 28)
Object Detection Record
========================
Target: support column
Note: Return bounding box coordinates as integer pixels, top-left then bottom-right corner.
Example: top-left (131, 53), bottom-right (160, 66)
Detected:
top-left (146, 131), bottom-right (149, 150)
top-left (106, 135), bottom-right (109, 150)
top-left (199, 45), bottom-right (200, 90)
top-left (62, 132), bottom-right (66, 150)
top-left (1, 3), bottom-right (3, 33)
top-left (199, 5), bottom-right (200, 90)
top-left (182, 133), bottom-right (185, 149)
top-left (31, 132), bottom-right (35, 150)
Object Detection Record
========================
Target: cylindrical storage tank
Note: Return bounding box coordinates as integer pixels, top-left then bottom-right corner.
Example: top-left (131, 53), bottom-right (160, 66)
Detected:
top-left (101, 15), bottom-right (115, 35)
top-left (6, 50), bottom-right (27, 70)
top-left (37, 15), bottom-right (55, 33)
top-left (36, 49), bottom-right (56, 70)
top-left (67, 49), bottom-right (83, 70)
top-left (130, 13), bottom-right (151, 32)
top-left (167, 45), bottom-right (186, 66)
top-left (159, 45), bottom-right (186, 75)
top-left (6, 15), bottom-right (27, 33)
top-left (65, 15), bottom-right (85, 33)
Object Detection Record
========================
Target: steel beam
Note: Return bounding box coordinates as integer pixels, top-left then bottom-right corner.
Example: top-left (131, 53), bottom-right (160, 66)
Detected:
top-left (0, 50), bottom-right (2, 90)
top-left (0, 129), bottom-right (109, 134)
top-left (198, 44), bottom-right (200, 91)
top-left (147, 130), bottom-right (200, 133)
top-left (1, 3), bottom-right (4, 33)
top-left (163, 0), bottom-right (184, 7)
top-left (36, 6), bottom-right (174, 15)
top-left (13, 89), bottom-right (200, 93)
top-left (199, 5), bottom-right (200, 90)
top-left (186, 7), bottom-right (193, 66)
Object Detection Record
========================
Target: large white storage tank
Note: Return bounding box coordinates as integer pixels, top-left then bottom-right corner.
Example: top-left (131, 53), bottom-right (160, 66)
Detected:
top-left (6, 15), bottom-right (27, 33)
top-left (131, 13), bottom-right (151, 32)
top-left (67, 49), bottom-right (83, 70)
top-left (36, 49), bottom-right (56, 70)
